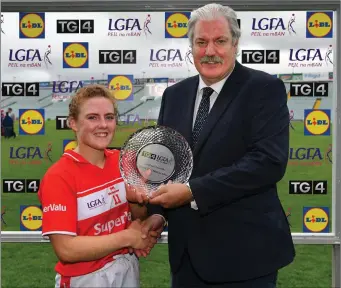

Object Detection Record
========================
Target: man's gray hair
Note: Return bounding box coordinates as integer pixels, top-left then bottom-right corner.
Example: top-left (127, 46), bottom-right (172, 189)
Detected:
top-left (187, 3), bottom-right (241, 47)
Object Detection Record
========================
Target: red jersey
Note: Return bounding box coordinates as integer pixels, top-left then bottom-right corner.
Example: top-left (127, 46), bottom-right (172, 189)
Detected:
top-left (38, 149), bottom-right (131, 277)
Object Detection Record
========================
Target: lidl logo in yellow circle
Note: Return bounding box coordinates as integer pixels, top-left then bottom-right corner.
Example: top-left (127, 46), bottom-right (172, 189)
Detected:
top-left (19, 12), bottom-right (45, 39)
top-left (20, 205), bottom-right (43, 231)
top-left (306, 12), bottom-right (333, 38)
top-left (165, 12), bottom-right (191, 38)
top-left (304, 109), bottom-right (330, 136)
top-left (303, 207), bottom-right (329, 233)
top-left (63, 42), bottom-right (89, 68)
top-left (63, 140), bottom-right (78, 152)
top-left (108, 75), bottom-right (134, 101)
top-left (19, 109), bottom-right (45, 135)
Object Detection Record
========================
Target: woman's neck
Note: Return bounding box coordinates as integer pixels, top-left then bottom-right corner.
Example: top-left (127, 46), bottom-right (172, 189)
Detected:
top-left (74, 144), bottom-right (106, 168)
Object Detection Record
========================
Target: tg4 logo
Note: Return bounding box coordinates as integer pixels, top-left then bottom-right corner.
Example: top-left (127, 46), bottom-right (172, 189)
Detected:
top-left (3, 179), bottom-right (40, 193)
top-left (289, 180), bottom-right (327, 195)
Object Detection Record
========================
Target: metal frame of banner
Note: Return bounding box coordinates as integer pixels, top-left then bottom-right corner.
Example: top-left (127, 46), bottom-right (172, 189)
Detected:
top-left (1, 0), bottom-right (340, 287)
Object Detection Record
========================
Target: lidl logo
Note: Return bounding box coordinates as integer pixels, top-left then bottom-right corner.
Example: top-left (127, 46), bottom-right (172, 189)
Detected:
top-left (165, 12), bottom-right (191, 38)
top-left (304, 109), bottom-right (330, 136)
top-left (306, 11), bottom-right (333, 38)
top-left (63, 139), bottom-right (77, 152)
top-left (303, 207), bottom-right (329, 233)
top-left (108, 75), bottom-right (134, 101)
top-left (20, 205), bottom-right (43, 231)
top-left (19, 12), bottom-right (45, 39)
top-left (63, 42), bottom-right (89, 68)
top-left (19, 109), bottom-right (45, 135)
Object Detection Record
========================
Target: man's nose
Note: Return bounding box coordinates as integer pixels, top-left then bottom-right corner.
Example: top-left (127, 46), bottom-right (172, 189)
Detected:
top-left (205, 42), bottom-right (215, 56)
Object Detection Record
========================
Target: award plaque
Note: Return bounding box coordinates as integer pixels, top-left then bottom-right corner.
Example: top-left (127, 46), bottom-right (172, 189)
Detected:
top-left (119, 125), bottom-right (193, 194)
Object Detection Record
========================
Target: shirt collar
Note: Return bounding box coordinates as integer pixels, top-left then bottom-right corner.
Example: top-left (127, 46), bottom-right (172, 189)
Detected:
top-left (63, 148), bottom-right (115, 163)
top-left (198, 63), bottom-right (235, 94)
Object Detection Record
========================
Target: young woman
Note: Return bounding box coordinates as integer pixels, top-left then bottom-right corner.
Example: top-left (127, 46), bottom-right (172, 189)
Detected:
top-left (38, 84), bottom-right (156, 288)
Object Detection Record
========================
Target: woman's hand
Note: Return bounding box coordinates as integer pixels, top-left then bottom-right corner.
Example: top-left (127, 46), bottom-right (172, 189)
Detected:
top-left (125, 169), bottom-right (152, 205)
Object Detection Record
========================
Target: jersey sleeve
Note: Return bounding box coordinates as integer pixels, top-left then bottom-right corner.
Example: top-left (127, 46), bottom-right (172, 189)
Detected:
top-left (38, 172), bottom-right (77, 237)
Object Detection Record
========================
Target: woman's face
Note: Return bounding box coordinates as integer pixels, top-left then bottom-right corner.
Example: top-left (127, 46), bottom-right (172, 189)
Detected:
top-left (69, 97), bottom-right (116, 150)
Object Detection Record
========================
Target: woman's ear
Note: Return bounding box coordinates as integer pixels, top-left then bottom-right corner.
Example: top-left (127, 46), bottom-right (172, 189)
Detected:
top-left (68, 117), bottom-right (78, 132)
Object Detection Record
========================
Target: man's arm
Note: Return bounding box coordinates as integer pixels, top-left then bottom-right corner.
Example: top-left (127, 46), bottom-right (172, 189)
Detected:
top-left (190, 78), bottom-right (289, 216)
top-left (129, 203), bottom-right (148, 220)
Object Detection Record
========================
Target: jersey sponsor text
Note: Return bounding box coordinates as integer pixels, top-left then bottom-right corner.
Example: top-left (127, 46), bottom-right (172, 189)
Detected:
top-left (93, 211), bottom-right (132, 235)
top-left (43, 203), bottom-right (67, 213)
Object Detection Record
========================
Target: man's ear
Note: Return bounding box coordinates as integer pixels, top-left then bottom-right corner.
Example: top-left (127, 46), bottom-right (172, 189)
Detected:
top-left (233, 39), bottom-right (240, 57)
top-left (233, 38), bottom-right (239, 47)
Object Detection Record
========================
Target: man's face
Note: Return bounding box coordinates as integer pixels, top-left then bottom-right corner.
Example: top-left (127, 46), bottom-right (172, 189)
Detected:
top-left (192, 16), bottom-right (237, 85)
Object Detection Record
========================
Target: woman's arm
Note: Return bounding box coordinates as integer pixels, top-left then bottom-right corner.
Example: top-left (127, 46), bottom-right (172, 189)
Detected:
top-left (38, 172), bottom-right (155, 264)
top-left (49, 220), bottom-right (156, 263)
top-left (125, 181), bottom-right (150, 220)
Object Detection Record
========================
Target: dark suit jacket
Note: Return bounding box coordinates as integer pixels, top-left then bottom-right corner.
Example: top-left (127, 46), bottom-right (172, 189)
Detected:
top-left (148, 61), bottom-right (295, 283)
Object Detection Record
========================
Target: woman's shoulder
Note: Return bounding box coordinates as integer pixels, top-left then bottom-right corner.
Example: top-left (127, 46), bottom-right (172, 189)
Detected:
top-left (42, 155), bottom-right (78, 183)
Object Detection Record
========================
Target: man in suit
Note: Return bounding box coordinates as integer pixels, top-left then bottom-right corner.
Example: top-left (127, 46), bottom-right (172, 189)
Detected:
top-left (138, 3), bottom-right (295, 287)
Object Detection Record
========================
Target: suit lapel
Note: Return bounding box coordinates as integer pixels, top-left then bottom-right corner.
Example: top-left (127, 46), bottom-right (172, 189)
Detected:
top-left (178, 76), bottom-right (199, 147)
top-left (193, 62), bottom-right (244, 157)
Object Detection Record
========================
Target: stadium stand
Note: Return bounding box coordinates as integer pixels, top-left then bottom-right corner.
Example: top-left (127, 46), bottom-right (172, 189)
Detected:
top-left (4, 79), bottom-right (332, 122)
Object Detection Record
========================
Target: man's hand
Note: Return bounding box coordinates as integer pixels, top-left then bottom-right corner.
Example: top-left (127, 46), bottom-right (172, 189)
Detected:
top-left (127, 219), bottom-right (158, 250)
top-left (130, 215), bottom-right (165, 258)
top-left (141, 215), bottom-right (165, 238)
top-left (148, 183), bottom-right (193, 209)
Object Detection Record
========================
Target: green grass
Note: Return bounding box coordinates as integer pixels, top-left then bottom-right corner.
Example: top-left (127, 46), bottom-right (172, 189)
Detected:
top-left (1, 120), bottom-right (334, 287)
top-left (0, 243), bottom-right (333, 288)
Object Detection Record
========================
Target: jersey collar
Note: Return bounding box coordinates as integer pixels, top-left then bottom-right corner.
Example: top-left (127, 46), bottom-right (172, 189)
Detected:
top-left (63, 149), bottom-right (115, 163)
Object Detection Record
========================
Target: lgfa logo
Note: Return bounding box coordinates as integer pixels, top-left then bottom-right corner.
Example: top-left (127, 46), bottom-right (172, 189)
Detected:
top-left (52, 80), bottom-right (83, 100)
top-left (165, 12), bottom-right (191, 38)
top-left (20, 205), bottom-right (43, 231)
top-left (108, 75), bottom-right (134, 101)
top-left (9, 143), bottom-right (53, 165)
top-left (304, 109), bottom-right (331, 136)
top-left (306, 11), bottom-right (333, 38)
top-left (108, 14), bottom-right (152, 37)
top-left (63, 42), bottom-right (89, 68)
top-left (19, 109), bottom-right (45, 135)
top-left (288, 145), bottom-right (332, 166)
top-left (288, 46), bottom-right (333, 68)
top-left (19, 12), bottom-right (45, 39)
top-left (303, 207), bottom-right (329, 233)
top-left (8, 45), bottom-right (52, 69)
top-left (250, 14), bottom-right (296, 37)
top-left (63, 140), bottom-right (78, 152)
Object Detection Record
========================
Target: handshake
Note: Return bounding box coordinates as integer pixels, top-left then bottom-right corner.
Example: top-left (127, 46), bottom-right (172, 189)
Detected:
top-left (124, 170), bottom-right (166, 258)
top-left (126, 216), bottom-right (165, 258)
top-left (123, 170), bottom-right (194, 258)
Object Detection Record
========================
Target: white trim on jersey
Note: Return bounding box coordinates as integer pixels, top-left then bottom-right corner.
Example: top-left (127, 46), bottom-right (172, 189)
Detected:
top-left (42, 231), bottom-right (77, 237)
top-left (76, 177), bottom-right (124, 195)
top-left (77, 181), bottom-right (127, 221)
top-left (63, 152), bottom-right (80, 162)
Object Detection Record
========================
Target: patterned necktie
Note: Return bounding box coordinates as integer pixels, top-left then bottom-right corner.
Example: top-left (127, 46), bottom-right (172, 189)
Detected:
top-left (192, 87), bottom-right (215, 149)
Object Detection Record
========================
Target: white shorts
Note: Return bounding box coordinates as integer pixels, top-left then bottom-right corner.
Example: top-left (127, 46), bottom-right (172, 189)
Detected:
top-left (55, 253), bottom-right (140, 288)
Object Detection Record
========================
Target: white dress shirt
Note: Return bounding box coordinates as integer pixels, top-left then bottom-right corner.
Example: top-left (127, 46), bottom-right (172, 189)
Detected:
top-left (192, 75), bottom-right (229, 128)
top-left (190, 67), bottom-right (235, 210)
